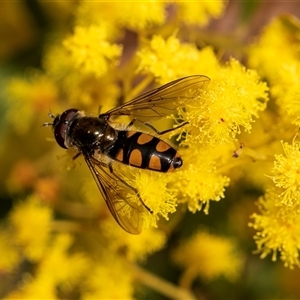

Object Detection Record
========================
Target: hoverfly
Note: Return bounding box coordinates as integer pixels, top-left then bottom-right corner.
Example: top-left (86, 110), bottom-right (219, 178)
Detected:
top-left (45, 75), bottom-right (210, 234)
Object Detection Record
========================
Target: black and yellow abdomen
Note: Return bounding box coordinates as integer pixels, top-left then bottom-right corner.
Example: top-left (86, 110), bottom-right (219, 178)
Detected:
top-left (107, 130), bottom-right (182, 172)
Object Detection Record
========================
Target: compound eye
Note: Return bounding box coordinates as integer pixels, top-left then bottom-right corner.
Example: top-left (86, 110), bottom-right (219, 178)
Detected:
top-left (53, 108), bottom-right (78, 149)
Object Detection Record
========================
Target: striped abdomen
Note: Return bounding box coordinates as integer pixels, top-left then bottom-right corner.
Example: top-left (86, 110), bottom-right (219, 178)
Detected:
top-left (106, 130), bottom-right (182, 172)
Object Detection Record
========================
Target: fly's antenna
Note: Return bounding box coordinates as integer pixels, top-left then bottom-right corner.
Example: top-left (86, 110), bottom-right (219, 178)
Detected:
top-left (42, 122), bottom-right (53, 127)
top-left (48, 109), bottom-right (56, 119)
top-left (97, 105), bottom-right (102, 115)
top-left (42, 109), bottom-right (56, 127)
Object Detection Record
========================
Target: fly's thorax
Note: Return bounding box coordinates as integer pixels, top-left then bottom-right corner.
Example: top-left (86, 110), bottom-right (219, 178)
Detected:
top-left (99, 124), bottom-right (118, 150)
top-left (67, 116), bottom-right (117, 150)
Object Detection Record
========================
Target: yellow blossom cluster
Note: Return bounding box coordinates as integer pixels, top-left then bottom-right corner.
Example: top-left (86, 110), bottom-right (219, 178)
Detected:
top-left (138, 34), bottom-right (207, 84)
top-left (248, 15), bottom-right (300, 269)
top-left (1, 193), bottom-right (167, 298)
top-left (8, 196), bottom-right (52, 261)
top-left (2, 1), bottom-right (300, 299)
top-left (248, 15), bottom-right (300, 127)
top-left (127, 169), bottom-right (178, 228)
top-left (178, 58), bottom-right (268, 146)
top-left (7, 233), bottom-right (90, 299)
top-left (250, 188), bottom-right (300, 269)
top-left (250, 139), bottom-right (300, 268)
top-left (172, 231), bottom-right (244, 285)
top-left (76, 1), bottom-right (166, 34)
top-left (171, 146), bottom-right (230, 214)
top-left (272, 141), bottom-right (300, 207)
top-left (63, 25), bottom-right (123, 78)
top-left (177, 1), bottom-right (227, 26)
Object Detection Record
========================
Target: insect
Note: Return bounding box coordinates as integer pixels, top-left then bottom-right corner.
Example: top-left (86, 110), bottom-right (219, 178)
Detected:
top-left (45, 75), bottom-right (210, 234)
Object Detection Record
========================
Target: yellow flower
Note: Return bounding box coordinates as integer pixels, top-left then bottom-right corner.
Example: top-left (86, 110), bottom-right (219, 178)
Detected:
top-left (63, 25), bottom-right (122, 78)
top-left (38, 234), bottom-right (90, 286)
top-left (76, 1), bottom-right (166, 33)
top-left (250, 188), bottom-right (300, 269)
top-left (111, 1), bottom-right (166, 31)
top-left (271, 140), bottom-right (300, 207)
top-left (171, 146), bottom-right (230, 214)
top-left (80, 163), bottom-right (176, 234)
top-left (81, 254), bottom-right (134, 300)
top-left (125, 229), bottom-right (166, 261)
top-left (285, 92), bottom-right (300, 126)
top-left (172, 231), bottom-right (244, 286)
top-left (248, 15), bottom-right (300, 126)
top-left (6, 234), bottom-right (90, 299)
top-left (9, 195), bottom-right (52, 261)
top-left (178, 58), bottom-right (269, 146)
top-left (137, 34), bottom-right (205, 84)
top-left (116, 165), bottom-right (178, 231)
top-left (7, 275), bottom-right (57, 300)
top-left (164, 58), bottom-right (268, 217)
top-left (176, 0), bottom-right (227, 26)
top-left (44, 41), bottom-right (121, 109)
top-left (133, 170), bottom-right (177, 224)
top-left (248, 15), bottom-right (300, 83)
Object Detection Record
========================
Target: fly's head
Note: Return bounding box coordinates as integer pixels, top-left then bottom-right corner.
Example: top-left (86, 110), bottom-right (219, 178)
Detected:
top-left (44, 108), bottom-right (79, 149)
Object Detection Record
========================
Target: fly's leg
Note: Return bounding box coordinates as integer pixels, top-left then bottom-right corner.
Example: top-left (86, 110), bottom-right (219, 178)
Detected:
top-left (125, 119), bottom-right (137, 129)
top-left (108, 161), bottom-right (153, 214)
top-left (126, 118), bottom-right (188, 135)
top-left (144, 120), bottom-right (188, 135)
top-left (73, 152), bottom-right (81, 160)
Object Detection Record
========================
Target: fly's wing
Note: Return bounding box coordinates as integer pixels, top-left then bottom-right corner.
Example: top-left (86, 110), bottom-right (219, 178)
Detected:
top-left (84, 155), bottom-right (148, 234)
top-left (100, 75), bottom-right (210, 121)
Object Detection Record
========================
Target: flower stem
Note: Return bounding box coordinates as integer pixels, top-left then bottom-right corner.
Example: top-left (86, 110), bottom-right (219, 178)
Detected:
top-left (132, 264), bottom-right (197, 300)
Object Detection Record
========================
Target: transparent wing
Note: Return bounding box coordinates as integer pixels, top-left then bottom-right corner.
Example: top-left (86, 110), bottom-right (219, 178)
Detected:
top-left (100, 75), bottom-right (210, 121)
top-left (84, 155), bottom-right (148, 234)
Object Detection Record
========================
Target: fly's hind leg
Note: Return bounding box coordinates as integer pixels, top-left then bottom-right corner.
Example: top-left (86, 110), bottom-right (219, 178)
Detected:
top-left (126, 118), bottom-right (188, 135)
top-left (144, 120), bottom-right (188, 135)
top-left (108, 161), bottom-right (153, 214)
